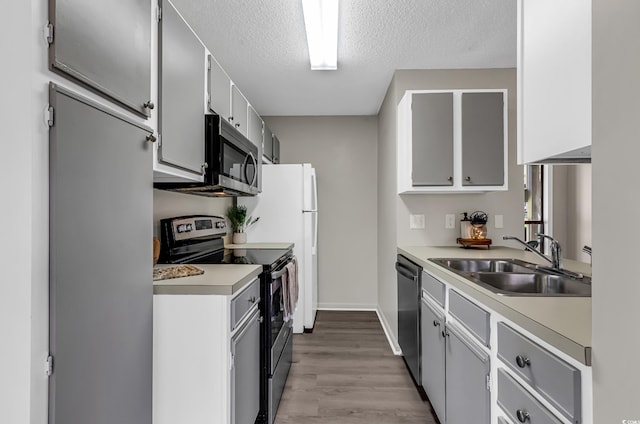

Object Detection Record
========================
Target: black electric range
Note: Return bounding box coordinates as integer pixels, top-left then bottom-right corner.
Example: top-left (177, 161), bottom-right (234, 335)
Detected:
top-left (158, 215), bottom-right (294, 424)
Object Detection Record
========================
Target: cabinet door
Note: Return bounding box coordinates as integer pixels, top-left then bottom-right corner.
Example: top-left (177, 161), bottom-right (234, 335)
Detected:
top-left (247, 106), bottom-right (263, 148)
top-left (231, 308), bottom-right (261, 424)
top-left (158, 0), bottom-right (206, 176)
top-left (461, 92), bottom-right (505, 186)
top-left (231, 85), bottom-right (249, 136)
top-left (263, 124), bottom-right (274, 162)
top-left (445, 322), bottom-right (491, 424)
top-left (49, 0), bottom-right (152, 117)
top-left (421, 298), bottom-right (446, 423)
top-left (207, 55), bottom-right (231, 120)
top-left (411, 93), bottom-right (454, 186)
top-left (273, 135), bottom-right (280, 164)
top-left (49, 84), bottom-right (152, 424)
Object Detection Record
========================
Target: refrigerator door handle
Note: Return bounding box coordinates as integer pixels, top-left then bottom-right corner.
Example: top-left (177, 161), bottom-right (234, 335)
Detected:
top-left (312, 211), bottom-right (318, 255)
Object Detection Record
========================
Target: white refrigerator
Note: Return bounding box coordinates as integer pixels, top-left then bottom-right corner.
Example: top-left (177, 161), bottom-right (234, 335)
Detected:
top-left (240, 164), bottom-right (318, 334)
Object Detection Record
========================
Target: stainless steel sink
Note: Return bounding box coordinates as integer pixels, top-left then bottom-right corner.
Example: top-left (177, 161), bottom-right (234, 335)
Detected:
top-left (432, 258), bottom-right (536, 273)
top-left (469, 272), bottom-right (591, 296)
top-left (429, 258), bottom-right (591, 297)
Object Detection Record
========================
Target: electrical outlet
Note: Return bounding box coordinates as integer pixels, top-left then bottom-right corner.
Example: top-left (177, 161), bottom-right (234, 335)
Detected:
top-left (410, 214), bottom-right (425, 229)
top-left (445, 214), bottom-right (456, 229)
top-left (495, 214), bottom-right (504, 229)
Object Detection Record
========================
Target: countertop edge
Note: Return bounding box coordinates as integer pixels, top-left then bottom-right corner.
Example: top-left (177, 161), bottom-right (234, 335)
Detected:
top-left (398, 246), bottom-right (591, 366)
top-left (153, 266), bottom-right (262, 296)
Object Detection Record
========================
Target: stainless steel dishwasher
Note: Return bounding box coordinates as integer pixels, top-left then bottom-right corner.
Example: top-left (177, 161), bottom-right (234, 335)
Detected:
top-left (396, 255), bottom-right (423, 385)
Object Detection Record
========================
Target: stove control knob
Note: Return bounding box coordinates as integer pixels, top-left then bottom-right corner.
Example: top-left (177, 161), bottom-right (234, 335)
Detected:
top-left (215, 221), bottom-right (226, 229)
top-left (186, 224), bottom-right (193, 231)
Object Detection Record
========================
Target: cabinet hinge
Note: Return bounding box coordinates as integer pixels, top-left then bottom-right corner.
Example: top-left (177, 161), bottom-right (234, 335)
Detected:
top-left (157, 133), bottom-right (162, 147)
top-left (46, 105), bottom-right (55, 127)
top-left (206, 93), bottom-right (211, 105)
top-left (230, 353), bottom-right (235, 371)
top-left (45, 355), bottom-right (54, 377)
top-left (45, 23), bottom-right (54, 45)
top-left (156, 5), bottom-right (162, 22)
top-left (207, 56), bottom-right (212, 71)
top-left (486, 374), bottom-right (491, 391)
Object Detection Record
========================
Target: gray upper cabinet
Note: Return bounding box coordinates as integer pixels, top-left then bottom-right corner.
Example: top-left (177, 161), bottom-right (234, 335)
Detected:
top-left (158, 0), bottom-right (206, 177)
top-left (207, 55), bottom-right (231, 120)
top-left (398, 90), bottom-right (507, 193)
top-left (461, 92), bottom-right (505, 186)
top-left (247, 105), bottom-right (263, 148)
top-left (48, 0), bottom-right (152, 117)
top-left (231, 85), bottom-right (249, 137)
top-left (411, 92), bottom-right (454, 186)
top-left (272, 135), bottom-right (280, 164)
top-left (263, 124), bottom-right (274, 163)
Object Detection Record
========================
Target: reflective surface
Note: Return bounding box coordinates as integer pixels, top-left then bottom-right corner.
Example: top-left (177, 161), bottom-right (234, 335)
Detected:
top-left (430, 258), bottom-right (591, 297)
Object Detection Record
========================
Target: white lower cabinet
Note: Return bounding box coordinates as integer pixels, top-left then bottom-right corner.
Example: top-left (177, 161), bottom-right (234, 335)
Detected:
top-left (154, 278), bottom-right (261, 424)
top-left (419, 269), bottom-right (591, 424)
top-left (420, 288), bottom-right (490, 424)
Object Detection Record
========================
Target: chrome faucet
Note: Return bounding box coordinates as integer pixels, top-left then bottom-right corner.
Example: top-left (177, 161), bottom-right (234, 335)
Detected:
top-left (503, 234), bottom-right (583, 279)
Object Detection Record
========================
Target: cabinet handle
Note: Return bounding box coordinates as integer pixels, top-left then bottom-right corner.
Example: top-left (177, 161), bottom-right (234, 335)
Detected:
top-left (145, 134), bottom-right (157, 143)
top-left (143, 101), bottom-right (154, 110)
top-left (258, 315), bottom-right (264, 323)
top-left (447, 176), bottom-right (453, 182)
top-left (516, 355), bottom-right (531, 368)
top-left (442, 330), bottom-right (449, 338)
top-left (516, 409), bottom-right (530, 422)
top-left (228, 116), bottom-right (234, 122)
top-left (433, 320), bottom-right (440, 327)
top-left (235, 123), bottom-right (241, 129)
top-left (201, 162), bottom-right (208, 176)
top-left (465, 176), bottom-right (471, 182)
top-left (249, 296), bottom-right (257, 303)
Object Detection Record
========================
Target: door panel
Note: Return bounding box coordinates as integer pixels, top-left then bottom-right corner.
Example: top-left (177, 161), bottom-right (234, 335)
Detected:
top-left (421, 298), bottom-right (446, 422)
top-left (231, 308), bottom-right (261, 424)
top-left (49, 84), bottom-right (152, 424)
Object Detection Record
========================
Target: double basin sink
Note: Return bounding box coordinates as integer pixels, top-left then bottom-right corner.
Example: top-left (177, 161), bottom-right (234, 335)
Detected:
top-left (430, 258), bottom-right (591, 297)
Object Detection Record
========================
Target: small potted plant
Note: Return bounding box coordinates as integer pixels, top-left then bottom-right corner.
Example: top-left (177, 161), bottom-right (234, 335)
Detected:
top-left (226, 205), bottom-right (259, 244)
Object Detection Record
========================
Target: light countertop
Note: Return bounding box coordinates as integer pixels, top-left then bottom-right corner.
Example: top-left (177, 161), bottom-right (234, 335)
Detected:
top-left (398, 246), bottom-right (592, 365)
top-left (225, 242), bottom-right (294, 250)
top-left (153, 264), bottom-right (262, 296)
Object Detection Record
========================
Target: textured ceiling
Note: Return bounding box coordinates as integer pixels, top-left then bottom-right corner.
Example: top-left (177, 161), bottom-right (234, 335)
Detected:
top-left (170, 0), bottom-right (517, 116)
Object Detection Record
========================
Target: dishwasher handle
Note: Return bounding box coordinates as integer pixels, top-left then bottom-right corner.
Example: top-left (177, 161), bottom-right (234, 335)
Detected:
top-left (396, 262), bottom-right (418, 281)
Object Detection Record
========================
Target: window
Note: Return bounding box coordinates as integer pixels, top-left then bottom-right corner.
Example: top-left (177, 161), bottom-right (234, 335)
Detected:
top-left (524, 165), bottom-right (544, 251)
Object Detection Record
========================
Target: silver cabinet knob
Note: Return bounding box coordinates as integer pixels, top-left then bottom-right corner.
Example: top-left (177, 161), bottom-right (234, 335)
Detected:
top-left (228, 116), bottom-right (234, 122)
top-left (447, 176), bottom-right (453, 182)
top-left (516, 355), bottom-right (531, 368)
top-left (235, 123), bottom-right (241, 128)
top-left (516, 409), bottom-right (530, 422)
top-left (145, 134), bottom-right (157, 143)
top-left (249, 296), bottom-right (257, 303)
top-left (201, 162), bottom-right (208, 176)
top-left (433, 320), bottom-right (440, 327)
top-left (465, 176), bottom-right (471, 182)
top-left (143, 101), bottom-right (154, 110)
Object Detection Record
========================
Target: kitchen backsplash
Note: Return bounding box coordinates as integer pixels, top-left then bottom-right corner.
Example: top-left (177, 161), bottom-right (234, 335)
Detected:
top-left (153, 189), bottom-right (232, 239)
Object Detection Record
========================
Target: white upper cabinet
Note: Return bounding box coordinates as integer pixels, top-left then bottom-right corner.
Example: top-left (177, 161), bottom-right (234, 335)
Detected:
top-left (231, 85), bottom-right (249, 137)
top-left (398, 90), bottom-right (508, 194)
top-left (207, 54), bottom-right (232, 121)
top-left (517, 0), bottom-right (591, 164)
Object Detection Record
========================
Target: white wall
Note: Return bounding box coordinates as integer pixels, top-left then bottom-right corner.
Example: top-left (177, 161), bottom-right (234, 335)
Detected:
top-left (377, 69), bottom-right (521, 345)
top-left (264, 116), bottom-right (379, 310)
top-left (1, 2), bottom-right (35, 423)
top-left (592, 0), bottom-right (640, 421)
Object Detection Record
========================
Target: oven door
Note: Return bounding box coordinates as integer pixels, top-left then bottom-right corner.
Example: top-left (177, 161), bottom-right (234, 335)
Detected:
top-left (210, 115), bottom-right (259, 195)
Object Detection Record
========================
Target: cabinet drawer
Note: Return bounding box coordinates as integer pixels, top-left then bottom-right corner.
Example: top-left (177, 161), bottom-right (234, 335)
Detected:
top-left (498, 369), bottom-right (562, 424)
top-left (497, 323), bottom-right (581, 423)
top-left (231, 278), bottom-right (260, 331)
top-left (497, 417), bottom-right (510, 424)
top-left (422, 271), bottom-right (445, 307)
top-left (449, 290), bottom-right (490, 346)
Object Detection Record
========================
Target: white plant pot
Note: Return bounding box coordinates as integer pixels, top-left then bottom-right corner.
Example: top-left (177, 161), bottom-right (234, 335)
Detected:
top-left (232, 232), bottom-right (247, 244)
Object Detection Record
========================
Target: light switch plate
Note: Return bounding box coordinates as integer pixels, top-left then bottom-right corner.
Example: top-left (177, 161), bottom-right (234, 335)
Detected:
top-left (410, 214), bottom-right (425, 229)
top-left (495, 214), bottom-right (504, 229)
top-left (445, 214), bottom-right (456, 229)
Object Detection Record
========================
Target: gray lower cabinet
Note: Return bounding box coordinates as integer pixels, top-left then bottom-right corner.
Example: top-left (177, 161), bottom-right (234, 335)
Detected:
top-left (48, 0), bottom-right (152, 117)
top-left (445, 322), bottom-right (491, 424)
top-left (411, 92), bottom-right (454, 186)
top-left (158, 0), bottom-right (206, 176)
top-left (48, 83), bottom-right (153, 424)
top-left (420, 297), bottom-right (446, 423)
top-left (498, 369), bottom-right (563, 424)
top-left (231, 307), bottom-right (261, 424)
top-left (461, 92), bottom-right (505, 186)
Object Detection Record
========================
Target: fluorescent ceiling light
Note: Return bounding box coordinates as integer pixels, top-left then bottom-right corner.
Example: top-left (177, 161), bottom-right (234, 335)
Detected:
top-left (301, 0), bottom-right (339, 70)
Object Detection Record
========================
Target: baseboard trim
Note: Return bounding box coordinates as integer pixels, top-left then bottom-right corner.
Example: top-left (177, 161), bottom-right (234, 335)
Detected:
top-left (376, 307), bottom-right (402, 355)
top-left (317, 304), bottom-right (377, 311)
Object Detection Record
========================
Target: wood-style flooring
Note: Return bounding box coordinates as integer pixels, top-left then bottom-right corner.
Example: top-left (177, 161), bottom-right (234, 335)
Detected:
top-left (275, 310), bottom-right (438, 424)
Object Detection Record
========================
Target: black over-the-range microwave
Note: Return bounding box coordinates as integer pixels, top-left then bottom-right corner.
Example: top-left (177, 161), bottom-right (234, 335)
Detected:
top-left (154, 114), bottom-right (260, 197)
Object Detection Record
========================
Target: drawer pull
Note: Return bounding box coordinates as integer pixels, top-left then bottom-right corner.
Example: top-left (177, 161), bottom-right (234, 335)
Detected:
top-left (433, 320), bottom-right (440, 327)
top-left (516, 355), bottom-right (531, 368)
top-left (249, 296), bottom-right (257, 304)
top-left (516, 409), bottom-right (531, 422)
